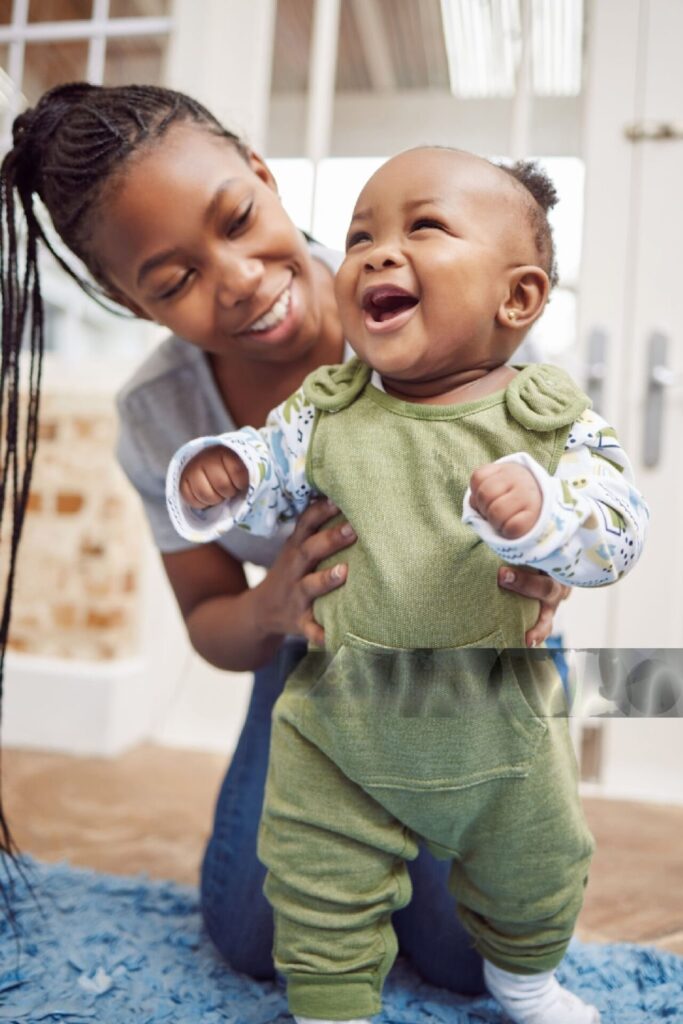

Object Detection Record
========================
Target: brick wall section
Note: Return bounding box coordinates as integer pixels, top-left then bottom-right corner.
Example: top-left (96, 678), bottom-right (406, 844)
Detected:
top-left (4, 391), bottom-right (146, 661)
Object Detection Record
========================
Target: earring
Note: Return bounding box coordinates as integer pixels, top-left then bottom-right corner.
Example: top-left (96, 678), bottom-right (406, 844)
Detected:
top-left (507, 310), bottom-right (518, 321)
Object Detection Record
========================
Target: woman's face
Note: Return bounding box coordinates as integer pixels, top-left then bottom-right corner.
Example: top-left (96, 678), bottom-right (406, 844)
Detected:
top-left (90, 123), bottom-right (328, 363)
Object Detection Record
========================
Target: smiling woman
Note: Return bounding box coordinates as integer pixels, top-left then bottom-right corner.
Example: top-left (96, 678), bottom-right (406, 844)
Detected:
top-left (93, 125), bottom-right (342, 375)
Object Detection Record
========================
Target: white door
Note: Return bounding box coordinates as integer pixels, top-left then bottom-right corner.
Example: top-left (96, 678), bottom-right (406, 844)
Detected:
top-left (565, 0), bottom-right (683, 805)
top-left (565, 0), bottom-right (683, 651)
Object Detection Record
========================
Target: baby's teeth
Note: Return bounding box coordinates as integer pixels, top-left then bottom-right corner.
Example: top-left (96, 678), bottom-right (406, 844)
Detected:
top-left (250, 288), bottom-right (290, 332)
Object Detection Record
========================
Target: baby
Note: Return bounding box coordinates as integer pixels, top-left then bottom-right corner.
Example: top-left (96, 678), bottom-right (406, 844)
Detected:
top-left (167, 148), bottom-right (648, 1024)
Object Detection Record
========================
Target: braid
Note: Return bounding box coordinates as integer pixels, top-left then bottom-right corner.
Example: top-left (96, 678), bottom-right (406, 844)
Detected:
top-left (0, 83), bottom-right (249, 881)
top-left (0, 113), bottom-right (45, 909)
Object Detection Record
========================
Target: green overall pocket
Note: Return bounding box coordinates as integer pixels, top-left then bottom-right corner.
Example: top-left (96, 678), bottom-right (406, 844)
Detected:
top-left (294, 630), bottom-right (549, 793)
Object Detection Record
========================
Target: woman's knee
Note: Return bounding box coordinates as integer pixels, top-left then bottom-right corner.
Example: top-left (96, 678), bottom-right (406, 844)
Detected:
top-left (200, 844), bottom-right (275, 978)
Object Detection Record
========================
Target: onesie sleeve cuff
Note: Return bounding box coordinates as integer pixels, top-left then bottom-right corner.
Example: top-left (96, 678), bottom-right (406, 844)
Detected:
top-left (461, 451), bottom-right (570, 559)
top-left (165, 434), bottom-right (259, 543)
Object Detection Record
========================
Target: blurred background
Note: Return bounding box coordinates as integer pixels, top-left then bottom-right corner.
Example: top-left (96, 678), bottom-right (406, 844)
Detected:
top-left (1, 0), bottom-right (681, 809)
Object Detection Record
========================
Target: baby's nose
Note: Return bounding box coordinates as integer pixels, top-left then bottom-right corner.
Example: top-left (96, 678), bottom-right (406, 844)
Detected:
top-left (365, 247), bottom-right (401, 271)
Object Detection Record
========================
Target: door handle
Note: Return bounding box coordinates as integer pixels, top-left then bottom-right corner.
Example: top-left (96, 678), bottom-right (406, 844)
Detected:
top-left (585, 328), bottom-right (607, 415)
top-left (644, 331), bottom-right (680, 467)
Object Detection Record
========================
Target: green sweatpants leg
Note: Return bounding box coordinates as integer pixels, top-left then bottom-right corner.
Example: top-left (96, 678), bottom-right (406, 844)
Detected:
top-left (258, 713), bottom-right (419, 1020)
top-left (258, 655), bottom-right (594, 1020)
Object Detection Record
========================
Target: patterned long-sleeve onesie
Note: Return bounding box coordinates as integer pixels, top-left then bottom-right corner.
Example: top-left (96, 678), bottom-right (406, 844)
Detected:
top-left (166, 375), bottom-right (648, 587)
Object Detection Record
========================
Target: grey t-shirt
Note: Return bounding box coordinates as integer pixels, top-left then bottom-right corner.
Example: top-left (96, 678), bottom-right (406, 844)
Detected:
top-left (116, 240), bottom-right (346, 566)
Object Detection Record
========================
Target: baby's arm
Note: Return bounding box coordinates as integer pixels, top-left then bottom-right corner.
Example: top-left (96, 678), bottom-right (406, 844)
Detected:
top-left (463, 408), bottom-right (649, 586)
top-left (165, 387), bottom-right (316, 542)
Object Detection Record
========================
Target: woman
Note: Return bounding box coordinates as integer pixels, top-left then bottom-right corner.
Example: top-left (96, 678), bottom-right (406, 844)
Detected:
top-left (0, 82), bottom-right (568, 993)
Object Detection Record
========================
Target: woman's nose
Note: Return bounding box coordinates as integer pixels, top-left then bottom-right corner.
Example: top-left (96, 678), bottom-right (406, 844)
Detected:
top-left (215, 251), bottom-right (264, 306)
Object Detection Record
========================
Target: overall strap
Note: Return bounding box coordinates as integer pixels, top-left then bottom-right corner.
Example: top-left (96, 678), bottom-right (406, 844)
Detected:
top-left (303, 357), bottom-right (372, 412)
top-left (506, 364), bottom-right (590, 431)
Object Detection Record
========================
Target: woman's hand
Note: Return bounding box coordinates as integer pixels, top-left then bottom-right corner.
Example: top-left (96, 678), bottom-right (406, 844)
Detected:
top-left (497, 566), bottom-right (570, 648)
top-left (256, 498), bottom-right (356, 646)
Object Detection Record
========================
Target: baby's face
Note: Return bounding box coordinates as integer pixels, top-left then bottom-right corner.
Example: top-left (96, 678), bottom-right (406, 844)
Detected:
top-left (335, 148), bottom-right (542, 389)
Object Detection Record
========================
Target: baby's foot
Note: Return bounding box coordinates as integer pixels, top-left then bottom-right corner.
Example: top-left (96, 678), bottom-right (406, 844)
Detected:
top-left (294, 1018), bottom-right (372, 1024)
top-left (484, 961), bottom-right (600, 1024)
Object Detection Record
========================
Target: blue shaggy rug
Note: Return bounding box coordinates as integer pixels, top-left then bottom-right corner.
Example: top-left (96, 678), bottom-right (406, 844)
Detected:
top-left (0, 858), bottom-right (681, 1023)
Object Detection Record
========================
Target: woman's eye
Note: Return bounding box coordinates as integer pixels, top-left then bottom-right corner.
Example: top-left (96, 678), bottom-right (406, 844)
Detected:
top-left (158, 270), bottom-right (194, 300)
top-left (346, 231), bottom-right (371, 249)
top-left (228, 201), bottom-right (253, 236)
top-left (411, 218), bottom-right (445, 232)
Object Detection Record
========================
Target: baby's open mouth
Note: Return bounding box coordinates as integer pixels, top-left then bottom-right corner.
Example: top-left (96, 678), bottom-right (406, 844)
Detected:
top-left (362, 285), bottom-right (419, 323)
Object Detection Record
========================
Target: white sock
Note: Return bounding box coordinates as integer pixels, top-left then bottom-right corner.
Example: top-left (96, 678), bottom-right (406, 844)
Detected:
top-left (484, 961), bottom-right (600, 1024)
top-left (294, 1018), bottom-right (372, 1024)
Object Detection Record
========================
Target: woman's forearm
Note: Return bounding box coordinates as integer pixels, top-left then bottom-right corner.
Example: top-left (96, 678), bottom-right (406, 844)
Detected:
top-left (185, 583), bottom-right (286, 672)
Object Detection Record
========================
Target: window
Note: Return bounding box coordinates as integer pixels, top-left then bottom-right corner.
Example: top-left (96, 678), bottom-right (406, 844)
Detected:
top-left (0, 1), bottom-right (172, 142)
top-left (0, 0), bottom-right (173, 364)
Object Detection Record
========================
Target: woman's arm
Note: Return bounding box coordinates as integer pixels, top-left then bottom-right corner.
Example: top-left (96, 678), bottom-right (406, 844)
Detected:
top-left (162, 498), bottom-right (356, 671)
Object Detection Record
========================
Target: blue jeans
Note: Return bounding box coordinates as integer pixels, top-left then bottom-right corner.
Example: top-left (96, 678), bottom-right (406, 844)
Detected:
top-left (200, 639), bottom-right (485, 996)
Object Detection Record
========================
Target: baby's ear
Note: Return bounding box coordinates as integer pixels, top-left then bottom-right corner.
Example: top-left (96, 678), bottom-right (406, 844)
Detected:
top-left (497, 266), bottom-right (549, 330)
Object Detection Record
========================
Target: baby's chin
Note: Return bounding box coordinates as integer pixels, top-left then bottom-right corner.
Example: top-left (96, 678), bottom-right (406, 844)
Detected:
top-left (355, 346), bottom-right (425, 379)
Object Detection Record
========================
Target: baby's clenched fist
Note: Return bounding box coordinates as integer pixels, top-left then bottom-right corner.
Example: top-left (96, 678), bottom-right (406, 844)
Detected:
top-left (468, 462), bottom-right (542, 539)
top-left (180, 445), bottom-right (249, 509)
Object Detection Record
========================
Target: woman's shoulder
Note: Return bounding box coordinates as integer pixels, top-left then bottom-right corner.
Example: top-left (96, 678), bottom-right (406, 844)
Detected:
top-left (115, 334), bottom-right (233, 481)
top-left (116, 334), bottom-right (205, 413)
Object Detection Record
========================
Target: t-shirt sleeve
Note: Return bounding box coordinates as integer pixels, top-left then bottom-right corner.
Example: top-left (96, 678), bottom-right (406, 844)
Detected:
top-left (116, 392), bottom-right (198, 553)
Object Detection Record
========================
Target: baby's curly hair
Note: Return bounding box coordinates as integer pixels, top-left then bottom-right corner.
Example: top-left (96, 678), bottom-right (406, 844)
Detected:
top-left (496, 160), bottom-right (559, 290)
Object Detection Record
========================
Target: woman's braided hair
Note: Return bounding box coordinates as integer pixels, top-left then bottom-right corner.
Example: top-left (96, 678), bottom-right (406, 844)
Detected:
top-left (0, 82), bottom-right (249, 872)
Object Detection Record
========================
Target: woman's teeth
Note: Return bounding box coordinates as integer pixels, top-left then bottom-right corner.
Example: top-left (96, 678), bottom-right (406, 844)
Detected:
top-left (249, 287), bottom-right (291, 332)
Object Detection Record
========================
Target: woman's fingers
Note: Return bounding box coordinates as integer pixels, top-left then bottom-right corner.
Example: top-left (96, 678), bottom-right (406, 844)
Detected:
top-left (258, 499), bottom-right (355, 639)
top-left (291, 498), bottom-right (342, 541)
top-left (524, 603), bottom-right (555, 648)
top-left (298, 610), bottom-right (325, 647)
top-left (498, 566), bottom-right (570, 607)
top-left (291, 565), bottom-right (348, 646)
top-left (291, 501), bottom-right (357, 573)
top-left (299, 561), bottom-right (348, 600)
top-left (498, 566), bottom-right (570, 648)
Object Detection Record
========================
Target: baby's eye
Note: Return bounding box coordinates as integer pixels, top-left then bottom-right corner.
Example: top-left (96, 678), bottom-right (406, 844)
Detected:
top-left (411, 218), bottom-right (446, 232)
top-left (346, 230), bottom-right (371, 250)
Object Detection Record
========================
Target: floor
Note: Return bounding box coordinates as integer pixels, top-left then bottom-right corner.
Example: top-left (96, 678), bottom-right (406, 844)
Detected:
top-left (4, 743), bottom-right (683, 957)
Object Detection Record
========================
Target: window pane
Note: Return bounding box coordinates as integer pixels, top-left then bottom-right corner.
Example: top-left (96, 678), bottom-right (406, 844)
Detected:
top-left (104, 34), bottom-right (166, 87)
top-left (23, 41), bottom-right (89, 105)
top-left (312, 157), bottom-right (387, 251)
top-left (266, 158), bottom-right (314, 234)
top-left (0, 0), bottom-right (12, 26)
top-left (29, 0), bottom-right (92, 21)
top-left (0, 45), bottom-right (13, 139)
top-left (109, 0), bottom-right (170, 15)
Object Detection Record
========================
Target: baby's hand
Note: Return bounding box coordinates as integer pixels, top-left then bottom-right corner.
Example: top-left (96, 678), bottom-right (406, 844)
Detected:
top-left (468, 462), bottom-right (542, 539)
top-left (179, 445), bottom-right (249, 509)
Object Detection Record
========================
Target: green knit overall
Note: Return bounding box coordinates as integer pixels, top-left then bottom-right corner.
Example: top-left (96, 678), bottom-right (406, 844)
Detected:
top-left (258, 362), bottom-right (596, 1020)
